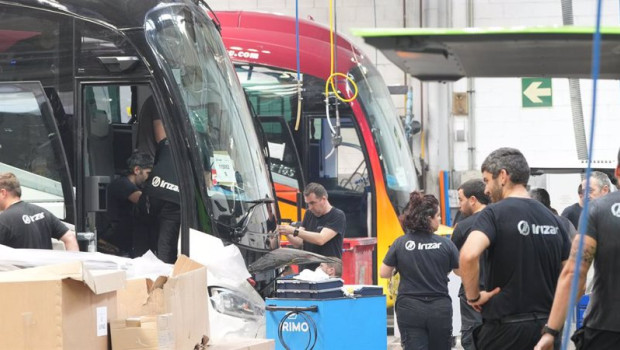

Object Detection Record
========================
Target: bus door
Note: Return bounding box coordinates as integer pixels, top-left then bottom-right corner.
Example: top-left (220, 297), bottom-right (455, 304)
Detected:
top-left (0, 81), bottom-right (74, 225)
top-left (258, 116), bottom-right (305, 223)
top-left (77, 82), bottom-right (176, 254)
top-left (305, 115), bottom-right (372, 238)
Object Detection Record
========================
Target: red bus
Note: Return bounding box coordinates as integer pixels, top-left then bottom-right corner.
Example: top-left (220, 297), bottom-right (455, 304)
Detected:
top-left (217, 11), bottom-right (421, 300)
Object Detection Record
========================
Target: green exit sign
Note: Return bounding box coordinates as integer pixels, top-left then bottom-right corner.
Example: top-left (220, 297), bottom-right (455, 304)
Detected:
top-left (522, 78), bottom-right (552, 108)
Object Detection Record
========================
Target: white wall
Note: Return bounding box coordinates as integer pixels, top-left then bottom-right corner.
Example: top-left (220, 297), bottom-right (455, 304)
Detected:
top-left (447, 0), bottom-right (620, 212)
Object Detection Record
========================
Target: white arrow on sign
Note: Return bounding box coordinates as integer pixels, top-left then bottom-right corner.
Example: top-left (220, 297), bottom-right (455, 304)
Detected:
top-left (524, 81), bottom-right (551, 103)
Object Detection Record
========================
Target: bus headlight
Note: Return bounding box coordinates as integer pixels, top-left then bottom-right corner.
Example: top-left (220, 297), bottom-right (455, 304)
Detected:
top-left (209, 286), bottom-right (265, 320)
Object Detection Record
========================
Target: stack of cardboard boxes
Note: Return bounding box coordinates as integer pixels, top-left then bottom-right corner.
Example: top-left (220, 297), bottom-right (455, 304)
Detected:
top-left (0, 255), bottom-right (274, 350)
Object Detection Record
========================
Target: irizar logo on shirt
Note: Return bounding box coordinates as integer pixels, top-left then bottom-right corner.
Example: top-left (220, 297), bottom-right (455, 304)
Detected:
top-left (22, 212), bottom-right (45, 224)
top-left (405, 240), bottom-right (442, 251)
top-left (611, 203), bottom-right (620, 218)
top-left (151, 176), bottom-right (179, 192)
top-left (517, 220), bottom-right (558, 236)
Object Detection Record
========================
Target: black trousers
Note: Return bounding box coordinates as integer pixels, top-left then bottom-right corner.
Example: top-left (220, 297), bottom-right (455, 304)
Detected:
top-left (474, 315), bottom-right (560, 350)
top-left (459, 295), bottom-right (482, 350)
top-left (397, 296), bottom-right (453, 350)
top-left (572, 327), bottom-right (620, 349)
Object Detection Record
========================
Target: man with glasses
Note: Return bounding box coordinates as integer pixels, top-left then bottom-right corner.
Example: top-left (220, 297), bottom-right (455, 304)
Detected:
top-left (278, 182), bottom-right (346, 270)
top-left (0, 172), bottom-right (78, 251)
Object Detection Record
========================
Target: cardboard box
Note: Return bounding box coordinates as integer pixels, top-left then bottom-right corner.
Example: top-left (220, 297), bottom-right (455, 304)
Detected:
top-left (111, 314), bottom-right (175, 350)
top-left (0, 261), bottom-right (125, 350)
top-left (117, 255), bottom-right (208, 350)
top-left (207, 338), bottom-right (275, 350)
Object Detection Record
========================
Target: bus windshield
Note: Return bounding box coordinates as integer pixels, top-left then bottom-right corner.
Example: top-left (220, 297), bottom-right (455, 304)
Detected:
top-left (144, 5), bottom-right (274, 223)
top-left (350, 64), bottom-right (418, 212)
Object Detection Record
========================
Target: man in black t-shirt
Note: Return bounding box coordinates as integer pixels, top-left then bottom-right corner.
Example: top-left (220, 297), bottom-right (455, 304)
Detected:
top-left (561, 183), bottom-right (583, 229)
top-left (0, 172), bottom-right (78, 251)
top-left (278, 182), bottom-right (346, 270)
top-left (102, 152), bottom-right (153, 257)
top-left (451, 179), bottom-right (489, 350)
top-left (460, 148), bottom-right (571, 350)
top-left (536, 148), bottom-right (620, 350)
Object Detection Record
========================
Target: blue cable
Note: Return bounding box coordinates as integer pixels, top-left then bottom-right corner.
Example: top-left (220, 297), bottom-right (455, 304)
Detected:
top-left (295, 0), bottom-right (301, 82)
top-left (561, 0), bottom-right (603, 348)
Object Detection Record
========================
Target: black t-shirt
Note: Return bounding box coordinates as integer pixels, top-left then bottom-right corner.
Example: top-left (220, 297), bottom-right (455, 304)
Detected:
top-left (143, 139), bottom-right (180, 205)
top-left (301, 207), bottom-right (346, 260)
top-left (561, 202), bottom-right (582, 230)
top-left (0, 201), bottom-right (68, 249)
top-left (584, 191), bottom-right (620, 332)
top-left (384, 230), bottom-right (459, 300)
top-left (451, 212), bottom-right (485, 296)
top-left (107, 176), bottom-right (139, 251)
top-left (472, 197), bottom-right (571, 320)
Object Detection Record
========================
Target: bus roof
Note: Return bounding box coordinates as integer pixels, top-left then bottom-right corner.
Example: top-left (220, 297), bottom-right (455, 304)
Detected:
top-left (1, 0), bottom-right (177, 29)
top-left (217, 11), bottom-right (369, 78)
top-left (351, 26), bottom-right (620, 81)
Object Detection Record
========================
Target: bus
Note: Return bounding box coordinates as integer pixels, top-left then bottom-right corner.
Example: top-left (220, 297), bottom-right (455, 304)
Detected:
top-left (0, 0), bottom-right (282, 330)
top-left (216, 11), bottom-right (422, 297)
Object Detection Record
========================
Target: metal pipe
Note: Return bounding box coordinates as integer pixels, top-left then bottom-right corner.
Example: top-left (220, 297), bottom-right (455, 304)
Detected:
top-left (466, 0), bottom-right (476, 170)
top-left (561, 0), bottom-right (588, 160)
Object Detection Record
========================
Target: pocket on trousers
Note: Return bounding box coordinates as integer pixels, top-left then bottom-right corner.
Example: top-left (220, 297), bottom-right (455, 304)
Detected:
top-left (571, 328), bottom-right (586, 350)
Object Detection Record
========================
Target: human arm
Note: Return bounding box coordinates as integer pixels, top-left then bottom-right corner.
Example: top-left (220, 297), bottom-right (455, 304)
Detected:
top-left (380, 263), bottom-right (395, 279)
top-left (450, 224), bottom-right (463, 276)
top-left (127, 190), bottom-right (142, 204)
top-left (294, 226), bottom-right (338, 246)
top-left (59, 230), bottom-right (79, 251)
top-left (380, 240), bottom-right (399, 279)
top-left (534, 235), bottom-right (597, 350)
top-left (460, 230), bottom-right (499, 311)
top-left (277, 224), bottom-right (304, 248)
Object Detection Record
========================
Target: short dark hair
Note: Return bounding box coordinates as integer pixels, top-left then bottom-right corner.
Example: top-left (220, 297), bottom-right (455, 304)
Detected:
top-left (0, 172), bottom-right (21, 197)
top-left (529, 188), bottom-right (551, 208)
top-left (400, 191), bottom-right (439, 233)
top-left (458, 179), bottom-right (489, 205)
top-left (127, 151), bottom-right (154, 173)
top-left (481, 147), bottom-right (530, 185)
top-left (304, 182), bottom-right (328, 198)
top-left (577, 183), bottom-right (583, 196)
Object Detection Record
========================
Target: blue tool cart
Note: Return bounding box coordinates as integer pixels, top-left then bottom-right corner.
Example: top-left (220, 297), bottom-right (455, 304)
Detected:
top-left (266, 295), bottom-right (387, 350)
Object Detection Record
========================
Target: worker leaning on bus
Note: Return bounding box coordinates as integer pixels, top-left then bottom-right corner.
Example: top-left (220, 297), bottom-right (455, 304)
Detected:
top-left (0, 172), bottom-right (78, 251)
top-left (277, 182), bottom-right (346, 271)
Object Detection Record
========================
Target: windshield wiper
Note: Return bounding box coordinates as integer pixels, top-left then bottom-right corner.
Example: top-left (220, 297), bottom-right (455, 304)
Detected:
top-left (231, 198), bottom-right (275, 239)
top-left (194, 0), bottom-right (222, 33)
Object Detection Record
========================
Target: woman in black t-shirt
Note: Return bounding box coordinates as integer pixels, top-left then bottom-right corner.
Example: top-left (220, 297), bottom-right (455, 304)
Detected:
top-left (380, 191), bottom-right (459, 350)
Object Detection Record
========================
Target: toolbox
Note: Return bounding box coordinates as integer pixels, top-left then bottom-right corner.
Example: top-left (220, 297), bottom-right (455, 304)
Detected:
top-left (276, 277), bottom-right (344, 290)
top-left (276, 287), bottom-right (344, 299)
top-left (346, 285), bottom-right (384, 296)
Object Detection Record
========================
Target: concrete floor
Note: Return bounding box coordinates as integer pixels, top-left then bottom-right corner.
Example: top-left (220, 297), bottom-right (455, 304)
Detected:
top-left (387, 335), bottom-right (463, 350)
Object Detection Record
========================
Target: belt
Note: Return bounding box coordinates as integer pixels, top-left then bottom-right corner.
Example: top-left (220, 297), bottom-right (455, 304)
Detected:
top-left (486, 313), bottom-right (549, 325)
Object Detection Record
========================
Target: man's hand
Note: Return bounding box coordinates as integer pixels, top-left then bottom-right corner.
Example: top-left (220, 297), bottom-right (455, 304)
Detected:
top-left (467, 287), bottom-right (501, 312)
top-left (277, 224), bottom-right (295, 236)
top-left (534, 333), bottom-right (555, 350)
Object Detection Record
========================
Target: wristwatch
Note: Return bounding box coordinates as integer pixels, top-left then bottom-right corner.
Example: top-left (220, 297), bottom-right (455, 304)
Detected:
top-left (541, 324), bottom-right (561, 337)
top-left (293, 228), bottom-right (300, 237)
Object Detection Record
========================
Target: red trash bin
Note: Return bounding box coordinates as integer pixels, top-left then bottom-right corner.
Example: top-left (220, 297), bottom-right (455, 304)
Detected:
top-left (341, 237), bottom-right (377, 285)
